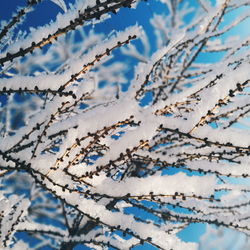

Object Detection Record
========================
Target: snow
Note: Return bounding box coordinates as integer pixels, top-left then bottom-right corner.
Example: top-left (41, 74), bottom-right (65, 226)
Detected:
top-left (93, 172), bottom-right (216, 197)
top-left (1, 0), bottom-right (250, 248)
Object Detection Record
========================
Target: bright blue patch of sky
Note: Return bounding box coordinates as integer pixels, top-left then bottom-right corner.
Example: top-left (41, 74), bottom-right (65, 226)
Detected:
top-left (177, 223), bottom-right (206, 242)
top-left (73, 244), bottom-right (92, 250)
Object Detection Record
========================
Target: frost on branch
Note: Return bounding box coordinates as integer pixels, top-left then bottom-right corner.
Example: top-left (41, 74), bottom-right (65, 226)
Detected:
top-left (0, 0), bottom-right (250, 249)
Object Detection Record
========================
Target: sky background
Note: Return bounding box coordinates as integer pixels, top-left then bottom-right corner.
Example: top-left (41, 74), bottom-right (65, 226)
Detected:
top-left (1, 0), bottom-right (250, 249)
